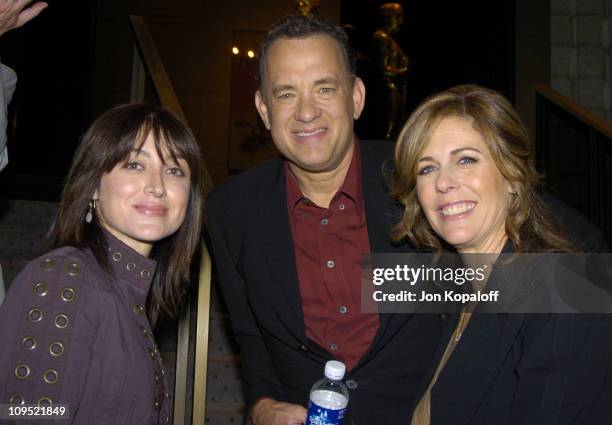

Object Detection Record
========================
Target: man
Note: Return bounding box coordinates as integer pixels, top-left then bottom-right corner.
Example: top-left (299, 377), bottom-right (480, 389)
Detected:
top-left (206, 15), bottom-right (445, 424)
top-left (0, 0), bottom-right (48, 304)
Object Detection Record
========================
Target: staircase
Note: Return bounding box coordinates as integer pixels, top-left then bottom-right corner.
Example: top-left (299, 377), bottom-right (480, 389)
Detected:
top-left (0, 199), bottom-right (57, 285)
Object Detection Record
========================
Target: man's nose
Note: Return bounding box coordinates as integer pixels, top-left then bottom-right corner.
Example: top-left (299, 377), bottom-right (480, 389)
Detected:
top-left (294, 94), bottom-right (320, 123)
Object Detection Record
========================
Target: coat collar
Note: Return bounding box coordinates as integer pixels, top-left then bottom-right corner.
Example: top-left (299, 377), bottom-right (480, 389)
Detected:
top-left (430, 312), bottom-right (525, 424)
top-left (426, 243), bottom-right (526, 424)
top-left (101, 228), bottom-right (157, 301)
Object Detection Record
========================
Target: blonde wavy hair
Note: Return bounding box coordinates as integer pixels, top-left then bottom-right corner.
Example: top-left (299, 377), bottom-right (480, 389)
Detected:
top-left (390, 84), bottom-right (574, 253)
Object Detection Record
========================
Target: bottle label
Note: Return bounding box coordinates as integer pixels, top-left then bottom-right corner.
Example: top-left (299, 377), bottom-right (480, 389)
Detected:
top-left (306, 401), bottom-right (345, 425)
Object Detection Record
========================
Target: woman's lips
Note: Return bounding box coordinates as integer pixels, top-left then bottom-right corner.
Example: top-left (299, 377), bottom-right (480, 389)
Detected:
top-left (134, 204), bottom-right (168, 217)
top-left (437, 201), bottom-right (476, 220)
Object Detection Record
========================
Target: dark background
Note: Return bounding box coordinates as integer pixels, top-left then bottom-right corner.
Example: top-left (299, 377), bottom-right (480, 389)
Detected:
top-left (0, 0), bottom-right (546, 201)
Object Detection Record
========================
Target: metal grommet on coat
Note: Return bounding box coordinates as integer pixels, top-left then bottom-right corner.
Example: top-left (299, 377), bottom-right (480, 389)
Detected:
top-left (54, 314), bottom-right (70, 329)
top-left (40, 258), bottom-right (56, 271)
top-left (49, 342), bottom-right (65, 357)
top-left (60, 287), bottom-right (76, 303)
top-left (37, 397), bottom-right (53, 406)
top-left (64, 262), bottom-right (81, 276)
top-left (9, 394), bottom-right (25, 405)
top-left (14, 364), bottom-right (31, 380)
top-left (112, 252), bottom-right (122, 262)
top-left (33, 282), bottom-right (48, 296)
top-left (140, 269), bottom-right (151, 279)
top-left (27, 308), bottom-right (43, 323)
top-left (43, 369), bottom-right (60, 384)
top-left (21, 336), bottom-right (37, 351)
top-left (126, 262), bottom-right (136, 271)
top-left (133, 304), bottom-right (145, 315)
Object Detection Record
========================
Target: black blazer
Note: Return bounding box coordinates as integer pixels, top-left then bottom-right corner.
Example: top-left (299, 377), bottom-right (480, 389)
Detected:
top-left (206, 140), bottom-right (446, 424)
top-left (425, 220), bottom-right (612, 425)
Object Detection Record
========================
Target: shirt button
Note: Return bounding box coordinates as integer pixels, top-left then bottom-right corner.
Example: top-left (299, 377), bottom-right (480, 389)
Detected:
top-left (321, 218), bottom-right (329, 225)
top-left (346, 379), bottom-right (358, 390)
top-left (339, 306), bottom-right (348, 314)
top-left (330, 343), bottom-right (338, 351)
top-left (339, 204), bottom-right (346, 210)
top-left (326, 260), bottom-right (335, 269)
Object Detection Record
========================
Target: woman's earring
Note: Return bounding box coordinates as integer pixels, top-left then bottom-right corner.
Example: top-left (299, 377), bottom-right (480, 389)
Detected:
top-left (85, 199), bottom-right (98, 223)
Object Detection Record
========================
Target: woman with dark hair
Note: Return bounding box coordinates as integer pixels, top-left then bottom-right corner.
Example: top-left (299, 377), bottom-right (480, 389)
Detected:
top-left (391, 85), bottom-right (611, 424)
top-left (0, 103), bottom-right (204, 424)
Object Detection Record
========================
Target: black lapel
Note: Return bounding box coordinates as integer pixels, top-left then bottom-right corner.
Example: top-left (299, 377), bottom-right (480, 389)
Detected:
top-left (358, 140), bottom-right (413, 364)
top-left (431, 313), bottom-right (526, 424)
top-left (256, 160), bottom-right (306, 341)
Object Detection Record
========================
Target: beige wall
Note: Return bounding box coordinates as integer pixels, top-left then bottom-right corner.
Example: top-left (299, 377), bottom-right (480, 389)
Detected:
top-left (550, 0), bottom-right (611, 122)
top-left (93, 0), bottom-right (340, 185)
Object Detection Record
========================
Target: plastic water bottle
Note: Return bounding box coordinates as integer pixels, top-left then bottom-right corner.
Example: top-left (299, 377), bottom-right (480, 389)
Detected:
top-left (306, 360), bottom-right (349, 425)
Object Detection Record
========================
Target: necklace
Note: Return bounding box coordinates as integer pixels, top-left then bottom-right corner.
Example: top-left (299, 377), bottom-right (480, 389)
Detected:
top-left (454, 310), bottom-right (468, 342)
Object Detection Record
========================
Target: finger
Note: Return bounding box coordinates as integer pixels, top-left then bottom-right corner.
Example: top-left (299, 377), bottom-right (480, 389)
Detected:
top-left (14, 1), bottom-right (46, 28)
top-left (287, 405), bottom-right (307, 421)
top-left (13, 0), bottom-right (34, 15)
top-left (14, 0), bottom-right (35, 12)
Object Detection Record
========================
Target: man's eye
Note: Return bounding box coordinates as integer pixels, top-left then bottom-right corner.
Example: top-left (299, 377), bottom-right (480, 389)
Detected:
top-left (320, 87), bottom-right (335, 94)
top-left (277, 93), bottom-right (293, 100)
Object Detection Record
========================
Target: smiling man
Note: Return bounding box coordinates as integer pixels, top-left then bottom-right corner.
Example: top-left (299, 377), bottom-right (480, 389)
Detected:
top-left (206, 15), bottom-right (445, 425)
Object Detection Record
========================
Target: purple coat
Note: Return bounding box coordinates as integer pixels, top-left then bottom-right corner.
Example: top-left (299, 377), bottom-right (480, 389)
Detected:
top-left (0, 232), bottom-right (171, 425)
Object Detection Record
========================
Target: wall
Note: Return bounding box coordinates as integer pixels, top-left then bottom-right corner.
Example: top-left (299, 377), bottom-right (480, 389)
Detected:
top-left (551, 0), bottom-right (611, 121)
top-left (93, 0), bottom-right (340, 185)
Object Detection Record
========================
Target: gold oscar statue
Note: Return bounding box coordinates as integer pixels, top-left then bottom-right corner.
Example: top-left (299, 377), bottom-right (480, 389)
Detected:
top-left (295, 0), bottom-right (320, 17)
top-left (370, 3), bottom-right (410, 139)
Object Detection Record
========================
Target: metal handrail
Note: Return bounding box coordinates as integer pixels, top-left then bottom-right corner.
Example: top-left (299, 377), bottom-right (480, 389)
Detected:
top-left (535, 83), bottom-right (612, 140)
top-left (128, 14), bottom-right (214, 425)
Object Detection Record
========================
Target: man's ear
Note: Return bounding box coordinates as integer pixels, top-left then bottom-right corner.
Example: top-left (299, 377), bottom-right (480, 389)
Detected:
top-left (255, 91), bottom-right (271, 130)
top-left (352, 77), bottom-right (366, 120)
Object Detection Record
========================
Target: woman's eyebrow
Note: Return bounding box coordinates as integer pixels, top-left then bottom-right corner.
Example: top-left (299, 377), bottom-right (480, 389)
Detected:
top-left (132, 148), bottom-right (151, 158)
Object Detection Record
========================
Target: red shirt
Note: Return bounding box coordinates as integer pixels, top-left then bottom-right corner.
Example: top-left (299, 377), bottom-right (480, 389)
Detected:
top-left (285, 141), bottom-right (379, 371)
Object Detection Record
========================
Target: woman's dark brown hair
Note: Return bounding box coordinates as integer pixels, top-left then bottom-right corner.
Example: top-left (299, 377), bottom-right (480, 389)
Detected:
top-left (50, 103), bottom-right (205, 326)
top-left (390, 84), bottom-right (574, 254)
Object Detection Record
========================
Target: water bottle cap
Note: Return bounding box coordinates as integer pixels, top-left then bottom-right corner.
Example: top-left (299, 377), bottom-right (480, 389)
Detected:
top-left (324, 360), bottom-right (346, 380)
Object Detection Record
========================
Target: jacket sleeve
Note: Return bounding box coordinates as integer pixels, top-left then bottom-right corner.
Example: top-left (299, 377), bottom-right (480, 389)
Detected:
top-left (511, 314), bottom-right (612, 425)
top-left (0, 252), bottom-right (92, 424)
top-left (205, 194), bottom-right (287, 409)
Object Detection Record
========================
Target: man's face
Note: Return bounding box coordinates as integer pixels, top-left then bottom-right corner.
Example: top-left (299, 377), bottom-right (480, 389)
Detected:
top-left (255, 35), bottom-right (365, 175)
